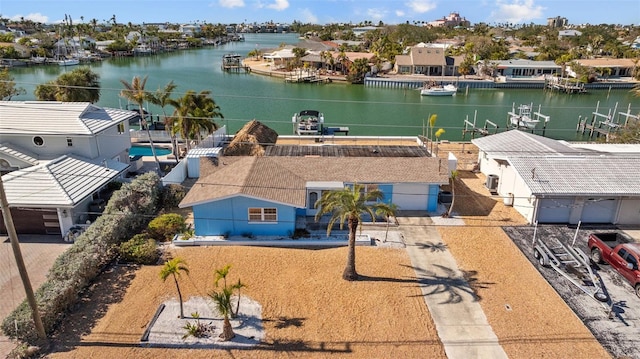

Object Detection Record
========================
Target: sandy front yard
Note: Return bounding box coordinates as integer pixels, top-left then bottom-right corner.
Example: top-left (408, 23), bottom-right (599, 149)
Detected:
top-left (46, 245), bottom-right (446, 359)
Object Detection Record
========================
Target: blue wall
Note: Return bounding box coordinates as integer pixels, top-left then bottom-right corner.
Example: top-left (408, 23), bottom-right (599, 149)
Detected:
top-left (192, 196), bottom-right (297, 237)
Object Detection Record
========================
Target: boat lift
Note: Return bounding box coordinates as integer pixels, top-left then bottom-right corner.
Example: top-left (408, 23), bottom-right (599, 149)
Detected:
top-left (531, 222), bottom-right (612, 312)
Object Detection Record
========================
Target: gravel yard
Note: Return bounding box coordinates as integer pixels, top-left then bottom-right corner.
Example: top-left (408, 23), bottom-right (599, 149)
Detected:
top-left (503, 225), bottom-right (640, 359)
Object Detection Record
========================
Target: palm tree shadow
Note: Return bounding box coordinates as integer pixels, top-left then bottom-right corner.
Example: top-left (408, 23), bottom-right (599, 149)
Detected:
top-left (263, 316), bottom-right (306, 329)
top-left (400, 264), bottom-right (494, 304)
top-left (414, 241), bottom-right (448, 252)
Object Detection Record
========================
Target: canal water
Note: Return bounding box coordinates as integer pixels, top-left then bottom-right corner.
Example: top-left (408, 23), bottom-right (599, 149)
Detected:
top-left (9, 33), bottom-right (639, 141)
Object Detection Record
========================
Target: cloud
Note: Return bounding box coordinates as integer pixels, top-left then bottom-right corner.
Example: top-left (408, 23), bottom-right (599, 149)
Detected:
top-left (300, 8), bottom-right (318, 24)
top-left (406, 0), bottom-right (437, 13)
top-left (367, 8), bottom-right (388, 20)
top-left (490, 0), bottom-right (545, 23)
top-left (10, 13), bottom-right (49, 23)
top-left (219, 0), bottom-right (245, 8)
top-left (264, 0), bottom-right (289, 11)
top-left (396, 10), bottom-right (406, 17)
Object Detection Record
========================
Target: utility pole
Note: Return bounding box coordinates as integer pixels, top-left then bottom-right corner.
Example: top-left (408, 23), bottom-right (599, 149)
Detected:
top-left (0, 176), bottom-right (47, 341)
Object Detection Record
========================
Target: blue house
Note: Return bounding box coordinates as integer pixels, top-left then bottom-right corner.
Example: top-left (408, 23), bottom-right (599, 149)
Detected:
top-left (179, 155), bottom-right (449, 237)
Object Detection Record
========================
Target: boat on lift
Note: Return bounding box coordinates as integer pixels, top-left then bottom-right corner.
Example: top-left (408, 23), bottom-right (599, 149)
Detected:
top-left (508, 103), bottom-right (540, 129)
top-left (293, 110), bottom-right (324, 135)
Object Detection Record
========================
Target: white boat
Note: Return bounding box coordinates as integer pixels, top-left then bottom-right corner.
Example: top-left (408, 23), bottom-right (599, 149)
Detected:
top-left (508, 103), bottom-right (540, 129)
top-left (57, 58), bottom-right (80, 66)
top-left (293, 110), bottom-right (324, 135)
top-left (134, 44), bottom-right (153, 55)
top-left (420, 83), bottom-right (457, 96)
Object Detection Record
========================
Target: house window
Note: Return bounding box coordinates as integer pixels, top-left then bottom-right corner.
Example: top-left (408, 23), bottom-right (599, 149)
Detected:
top-left (248, 208), bottom-right (277, 222)
top-left (117, 122), bottom-right (125, 134)
top-left (357, 184), bottom-right (380, 202)
top-left (66, 137), bottom-right (73, 147)
top-left (33, 136), bottom-right (44, 147)
top-left (309, 192), bottom-right (318, 209)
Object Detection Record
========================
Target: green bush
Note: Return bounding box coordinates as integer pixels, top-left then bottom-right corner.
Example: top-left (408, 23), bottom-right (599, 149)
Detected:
top-left (120, 234), bottom-right (159, 265)
top-left (161, 183), bottom-right (186, 210)
top-left (1, 172), bottom-right (162, 343)
top-left (147, 213), bottom-right (187, 242)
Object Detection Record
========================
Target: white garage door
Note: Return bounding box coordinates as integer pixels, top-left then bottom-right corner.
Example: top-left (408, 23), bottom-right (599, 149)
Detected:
top-left (537, 198), bottom-right (573, 223)
top-left (393, 183), bottom-right (429, 211)
top-left (580, 198), bottom-right (618, 223)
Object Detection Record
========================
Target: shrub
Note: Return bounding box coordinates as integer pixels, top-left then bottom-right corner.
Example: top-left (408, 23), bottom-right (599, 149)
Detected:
top-left (119, 234), bottom-right (159, 265)
top-left (1, 172), bottom-right (162, 343)
top-left (160, 183), bottom-right (186, 210)
top-left (147, 213), bottom-right (187, 242)
top-left (292, 228), bottom-right (310, 239)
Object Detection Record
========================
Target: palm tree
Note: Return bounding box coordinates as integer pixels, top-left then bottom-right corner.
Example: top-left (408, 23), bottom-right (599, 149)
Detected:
top-left (147, 81), bottom-right (178, 160)
top-left (119, 76), bottom-right (161, 173)
top-left (376, 203), bottom-right (399, 242)
top-left (443, 170), bottom-right (459, 218)
top-left (170, 90), bottom-right (222, 152)
top-left (210, 287), bottom-right (235, 340)
top-left (160, 258), bottom-right (190, 319)
top-left (315, 183), bottom-right (392, 281)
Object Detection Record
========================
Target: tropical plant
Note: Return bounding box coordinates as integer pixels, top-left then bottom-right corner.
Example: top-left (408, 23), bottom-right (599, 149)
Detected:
top-left (119, 234), bottom-right (158, 264)
top-left (428, 114), bottom-right (437, 153)
top-left (0, 67), bottom-right (25, 100)
top-left (160, 258), bottom-right (190, 319)
top-left (34, 67), bottom-right (100, 103)
top-left (346, 57), bottom-right (370, 84)
top-left (209, 287), bottom-right (235, 341)
top-left (314, 183), bottom-right (393, 280)
top-left (213, 264), bottom-right (246, 318)
top-left (443, 170), bottom-right (459, 218)
top-left (119, 75), bottom-right (161, 172)
top-left (375, 202), bottom-right (399, 242)
top-left (169, 90), bottom-right (222, 151)
top-left (182, 312), bottom-right (213, 339)
top-left (147, 81), bottom-right (178, 160)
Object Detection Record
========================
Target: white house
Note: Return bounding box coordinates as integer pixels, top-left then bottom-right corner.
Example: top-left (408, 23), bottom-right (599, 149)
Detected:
top-left (0, 101), bottom-right (138, 236)
top-left (472, 130), bottom-right (640, 225)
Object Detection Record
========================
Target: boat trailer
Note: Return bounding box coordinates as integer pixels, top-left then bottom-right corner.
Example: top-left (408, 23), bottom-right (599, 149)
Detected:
top-left (532, 223), bottom-right (611, 310)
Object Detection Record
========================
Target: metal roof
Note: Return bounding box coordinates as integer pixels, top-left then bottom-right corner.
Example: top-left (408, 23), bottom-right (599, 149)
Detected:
top-left (472, 130), bottom-right (580, 157)
top-left (180, 156), bottom-right (449, 208)
top-left (0, 143), bottom-right (39, 166)
top-left (0, 101), bottom-right (137, 136)
top-left (1, 155), bottom-right (128, 207)
top-left (509, 156), bottom-right (640, 196)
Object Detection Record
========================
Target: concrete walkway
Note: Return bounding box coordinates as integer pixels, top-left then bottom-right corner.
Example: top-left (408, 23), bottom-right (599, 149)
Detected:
top-left (398, 213), bottom-right (508, 359)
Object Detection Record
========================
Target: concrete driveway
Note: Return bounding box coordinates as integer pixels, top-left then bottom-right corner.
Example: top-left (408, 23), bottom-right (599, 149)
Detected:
top-left (0, 235), bottom-right (71, 357)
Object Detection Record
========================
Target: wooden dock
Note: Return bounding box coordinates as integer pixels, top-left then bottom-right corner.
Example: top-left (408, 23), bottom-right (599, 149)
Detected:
top-left (222, 54), bottom-right (249, 72)
top-left (544, 76), bottom-right (587, 94)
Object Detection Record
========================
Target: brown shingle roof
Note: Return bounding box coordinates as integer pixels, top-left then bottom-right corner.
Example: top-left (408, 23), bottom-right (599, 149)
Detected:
top-left (180, 156), bottom-right (449, 208)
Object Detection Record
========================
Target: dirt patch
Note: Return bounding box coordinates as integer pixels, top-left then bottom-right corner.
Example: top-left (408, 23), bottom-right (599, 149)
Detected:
top-left (45, 246), bottom-right (446, 358)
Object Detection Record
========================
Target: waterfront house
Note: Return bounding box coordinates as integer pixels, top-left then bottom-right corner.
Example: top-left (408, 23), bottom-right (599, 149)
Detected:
top-left (0, 101), bottom-right (138, 235)
top-left (472, 130), bottom-right (640, 225)
top-left (394, 46), bottom-right (459, 76)
top-left (569, 58), bottom-right (637, 78)
top-left (479, 59), bottom-right (561, 79)
top-left (179, 153), bottom-right (449, 237)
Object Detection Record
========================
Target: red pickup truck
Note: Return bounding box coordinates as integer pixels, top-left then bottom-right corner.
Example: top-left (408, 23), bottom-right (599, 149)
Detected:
top-left (588, 232), bottom-right (640, 298)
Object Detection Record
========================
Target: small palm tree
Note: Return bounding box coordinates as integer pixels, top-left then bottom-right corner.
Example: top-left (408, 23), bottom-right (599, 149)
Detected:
top-left (376, 203), bottom-right (400, 242)
top-left (160, 258), bottom-right (190, 319)
top-left (147, 81), bottom-right (178, 160)
top-left (315, 183), bottom-right (392, 281)
top-left (210, 287), bottom-right (235, 341)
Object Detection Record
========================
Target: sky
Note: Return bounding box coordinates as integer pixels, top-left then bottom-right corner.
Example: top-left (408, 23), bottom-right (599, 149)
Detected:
top-left (2, 0), bottom-right (639, 26)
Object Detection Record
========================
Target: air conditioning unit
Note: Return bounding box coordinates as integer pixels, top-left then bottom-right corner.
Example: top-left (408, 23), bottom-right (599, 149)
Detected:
top-left (486, 174), bottom-right (499, 191)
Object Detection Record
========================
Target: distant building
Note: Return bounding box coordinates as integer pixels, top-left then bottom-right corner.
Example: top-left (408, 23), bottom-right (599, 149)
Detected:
top-left (547, 16), bottom-right (568, 28)
top-left (558, 29), bottom-right (582, 38)
top-left (427, 12), bottom-right (470, 28)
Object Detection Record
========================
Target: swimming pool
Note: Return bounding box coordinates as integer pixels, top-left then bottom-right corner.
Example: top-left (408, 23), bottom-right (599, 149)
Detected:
top-left (129, 145), bottom-right (172, 157)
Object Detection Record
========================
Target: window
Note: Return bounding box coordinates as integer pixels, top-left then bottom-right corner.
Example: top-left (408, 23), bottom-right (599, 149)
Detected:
top-left (66, 137), bottom-right (73, 147)
top-left (308, 192), bottom-right (318, 209)
top-left (248, 208), bottom-right (277, 222)
top-left (33, 136), bottom-right (44, 147)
